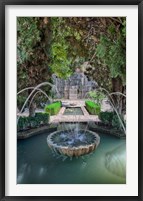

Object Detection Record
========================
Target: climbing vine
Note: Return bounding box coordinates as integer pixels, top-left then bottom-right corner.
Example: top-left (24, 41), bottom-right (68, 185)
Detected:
top-left (50, 17), bottom-right (88, 78)
top-left (96, 18), bottom-right (126, 86)
top-left (17, 17), bottom-right (41, 64)
top-left (50, 18), bottom-right (71, 78)
top-left (17, 17), bottom-right (51, 110)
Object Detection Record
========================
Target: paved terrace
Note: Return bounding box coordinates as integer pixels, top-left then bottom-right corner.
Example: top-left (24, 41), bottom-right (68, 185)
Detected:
top-left (49, 99), bottom-right (111, 124)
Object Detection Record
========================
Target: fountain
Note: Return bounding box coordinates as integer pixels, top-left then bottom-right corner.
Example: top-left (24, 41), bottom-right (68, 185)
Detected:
top-left (86, 88), bottom-right (126, 135)
top-left (47, 129), bottom-right (100, 157)
top-left (17, 81), bottom-right (125, 159)
top-left (17, 82), bottom-right (60, 121)
top-left (99, 87), bottom-right (126, 134)
top-left (46, 91), bottom-right (100, 158)
top-left (17, 80), bottom-right (126, 184)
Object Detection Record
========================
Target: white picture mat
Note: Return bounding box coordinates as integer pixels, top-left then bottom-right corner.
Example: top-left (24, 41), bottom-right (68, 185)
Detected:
top-left (5, 5), bottom-right (138, 196)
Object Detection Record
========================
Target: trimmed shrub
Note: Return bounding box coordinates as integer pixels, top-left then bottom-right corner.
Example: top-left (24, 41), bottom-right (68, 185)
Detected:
top-left (111, 114), bottom-right (125, 131)
top-left (44, 101), bottom-right (61, 115)
top-left (17, 112), bottom-right (49, 131)
top-left (99, 111), bottom-right (114, 126)
top-left (85, 100), bottom-right (101, 115)
top-left (99, 111), bottom-right (125, 131)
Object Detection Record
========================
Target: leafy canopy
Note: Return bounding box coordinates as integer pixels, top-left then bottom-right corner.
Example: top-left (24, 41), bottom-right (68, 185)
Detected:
top-left (96, 18), bottom-right (126, 85)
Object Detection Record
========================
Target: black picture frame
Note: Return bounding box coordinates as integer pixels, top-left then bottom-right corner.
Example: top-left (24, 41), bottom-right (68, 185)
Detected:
top-left (0, 0), bottom-right (143, 200)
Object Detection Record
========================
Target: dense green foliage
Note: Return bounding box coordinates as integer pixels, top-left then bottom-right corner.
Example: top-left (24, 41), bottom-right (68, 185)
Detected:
top-left (99, 111), bottom-right (125, 131)
top-left (17, 112), bottom-right (49, 131)
top-left (50, 17), bottom-right (88, 78)
top-left (17, 17), bottom-right (41, 63)
top-left (85, 100), bottom-right (101, 115)
top-left (44, 101), bottom-right (62, 115)
top-left (111, 114), bottom-right (125, 130)
top-left (17, 17), bottom-right (51, 111)
top-left (50, 18), bottom-right (72, 78)
top-left (88, 91), bottom-right (105, 104)
top-left (99, 111), bottom-right (114, 125)
top-left (17, 17), bottom-right (126, 90)
top-left (96, 19), bottom-right (126, 85)
top-left (17, 17), bottom-right (126, 117)
top-left (50, 17), bottom-right (126, 92)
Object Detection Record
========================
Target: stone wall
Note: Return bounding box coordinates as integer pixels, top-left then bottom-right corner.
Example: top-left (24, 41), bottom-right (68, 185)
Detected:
top-left (52, 72), bottom-right (98, 99)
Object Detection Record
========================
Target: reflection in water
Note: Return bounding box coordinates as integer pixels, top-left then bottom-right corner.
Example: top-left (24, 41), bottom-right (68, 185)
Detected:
top-left (17, 130), bottom-right (126, 184)
top-left (17, 163), bottom-right (27, 183)
top-left (39, 167), bottom-right (45, 176)
top-left (105, 143), bottom-right (126, 178)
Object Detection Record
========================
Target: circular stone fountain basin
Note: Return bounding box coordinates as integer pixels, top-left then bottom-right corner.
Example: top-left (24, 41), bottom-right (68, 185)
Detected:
top-left (47, 129), bottom-right (100, 157)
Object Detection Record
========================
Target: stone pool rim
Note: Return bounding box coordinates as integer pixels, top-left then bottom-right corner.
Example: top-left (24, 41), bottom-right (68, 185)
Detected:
top-left (17, 122), bottom-right (125, 140)
top-left (17, 124), bottom-right (58, 139)
top-left (47, 129), bottom-right (100, 157)
top-left (63, 107), bottom-right (84, 115)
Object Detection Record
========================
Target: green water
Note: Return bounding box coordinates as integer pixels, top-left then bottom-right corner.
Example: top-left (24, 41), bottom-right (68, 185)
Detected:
top-left (17, 126), bottom-right (126, 184)
top-left (63, 107), bottom-right (84, 115)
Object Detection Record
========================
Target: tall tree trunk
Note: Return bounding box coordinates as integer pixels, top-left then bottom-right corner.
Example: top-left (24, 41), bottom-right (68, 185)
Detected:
top-left (29, 102), bottom-right (36, 117)
top-left (111, 77), bottom-right (126, 115)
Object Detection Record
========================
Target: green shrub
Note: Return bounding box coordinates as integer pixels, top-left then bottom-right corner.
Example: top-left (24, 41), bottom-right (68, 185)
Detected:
top-left (99, 111), bottom-right (114, 125)
top-left (44, 101), bottom-right (61, 115)
top-left (88, 91), bottom-right (105, 104)
top-left (17, 116), bottom-right (29, 131)
top-left (111, 114), bottom-right (125, 131)
top-left (99, 111), bottom-right (125, 131)
top-left (17, 112), bottom-right (49, 131)
top-left (85, 100), bottom-right (101, 115)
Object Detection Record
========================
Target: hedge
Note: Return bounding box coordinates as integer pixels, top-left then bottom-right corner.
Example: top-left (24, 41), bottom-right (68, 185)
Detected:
top-left (99, 111), bottom-right (114, 126)
top-left (99, 111), bottom-right (125, 131)
top-left (17, 112), bottom-right (49, 131)
top-left (85, 100), bottom-right (101, 115)
top-left (44, 101), bottom-right (62, 115)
